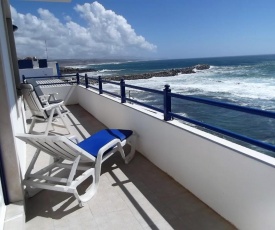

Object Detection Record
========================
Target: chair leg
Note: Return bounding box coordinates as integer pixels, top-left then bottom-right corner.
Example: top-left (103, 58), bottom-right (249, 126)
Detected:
top-left (45, 108), bottom-right (55, 135)
top-left (24, 149), bottom-right (44, 197)
top-left (73, 179), bottom-right (98, 208)
top-left (124, 133), bottom-right (137, 164)
top-left (73, 158), bottom-right (103, 207)
top-left (117, 142), bottom-right (126, 160)
top-left (73, 191), bottom-right (84, 207)
top-left (56, 108), bottom-right (70, 134)
top-left (28, 118), bottom-right (36, 134)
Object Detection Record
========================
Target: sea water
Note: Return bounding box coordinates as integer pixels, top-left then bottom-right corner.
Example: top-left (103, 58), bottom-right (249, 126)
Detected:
top-left (64, 54), bottom-right (275, 157)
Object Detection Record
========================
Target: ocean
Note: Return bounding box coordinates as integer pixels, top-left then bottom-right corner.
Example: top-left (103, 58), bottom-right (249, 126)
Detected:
top-left (62, 54), bottom-right (275, 157)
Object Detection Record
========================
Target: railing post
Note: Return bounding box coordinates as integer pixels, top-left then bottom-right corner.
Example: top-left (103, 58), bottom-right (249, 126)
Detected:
top-left (56, 62), bottom-right (61, 77)
top-left (163, 84), bottom-right (172, 121)
top-left (98, 76), bottom-right (103, 94)
top-left (22, 75), bottom-right (26, 83)
top-left (120, 79), bottom-right (126, 103)
top-left (85, 74), bottom-right (88, 88)
top-left (76, 73), bottom-right (80, 85)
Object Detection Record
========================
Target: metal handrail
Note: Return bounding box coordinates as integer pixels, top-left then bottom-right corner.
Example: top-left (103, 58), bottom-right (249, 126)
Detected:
top-left (127, 97), bottom-right (164, 113)
top-left (170, 93), bottom-right (275, 119)
top-left (102, 89), bottom-right (120, 98)
top-left (171, 112), bottom-right (275, 152)
top-left (125, 83), bottom-right (163, 95)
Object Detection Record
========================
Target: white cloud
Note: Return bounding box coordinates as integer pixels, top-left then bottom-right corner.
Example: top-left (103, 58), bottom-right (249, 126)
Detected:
top-left (10, 1), bottom-right (157, 59)
top-left (64, 15), bottom-right (72, 22)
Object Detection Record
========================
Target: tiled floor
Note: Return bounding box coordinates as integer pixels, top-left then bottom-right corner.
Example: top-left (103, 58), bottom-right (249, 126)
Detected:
top-left (24, 104), bottom-right (236, 230)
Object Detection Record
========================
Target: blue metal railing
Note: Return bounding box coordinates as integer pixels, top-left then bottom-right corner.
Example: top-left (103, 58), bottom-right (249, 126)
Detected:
top-left (23, 74), bottom-right (275, 154)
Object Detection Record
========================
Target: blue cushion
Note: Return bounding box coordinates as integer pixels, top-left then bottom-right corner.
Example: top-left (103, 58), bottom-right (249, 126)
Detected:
top-left (77, 129), bottom-right (133, 157)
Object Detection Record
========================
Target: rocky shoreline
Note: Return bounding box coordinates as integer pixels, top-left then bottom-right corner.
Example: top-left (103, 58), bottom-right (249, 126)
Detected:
top-left (104, 64), bottom-right (210, 81)
top-left (59, 66), bottom-right (96, 74)
top-left (60, 64), bottom-right (210, 80)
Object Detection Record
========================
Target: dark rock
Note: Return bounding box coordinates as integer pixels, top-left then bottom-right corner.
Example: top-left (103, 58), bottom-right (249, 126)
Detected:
top-left (104, 64), bottom-right (209, 81)
top-left (60, 66), bottom-right (97, 74)
top-left (194, 64), bottom-right (210, 70)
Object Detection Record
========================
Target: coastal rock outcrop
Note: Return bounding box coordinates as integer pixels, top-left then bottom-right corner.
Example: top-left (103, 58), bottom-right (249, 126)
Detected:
top-left (62, 63), bottom-right (210, 81)
top-left (105, 64), bottom-right (210, 81)
top-left (60, 66), bottom-right (96, 74)
top-left (194, 64), bottom-right (210, 70)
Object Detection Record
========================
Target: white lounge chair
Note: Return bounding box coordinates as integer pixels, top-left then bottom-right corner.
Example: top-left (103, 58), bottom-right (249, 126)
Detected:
top-left (16, 129), bottom-right (136, 207)
top-left (24, 78), bottom-right (62, 106)
top-left (20, 83), bottom-right (70, 135)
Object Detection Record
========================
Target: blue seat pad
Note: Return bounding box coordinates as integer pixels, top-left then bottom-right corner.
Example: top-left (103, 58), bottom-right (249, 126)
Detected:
top-left (77, 129), bottom-right (133, 157)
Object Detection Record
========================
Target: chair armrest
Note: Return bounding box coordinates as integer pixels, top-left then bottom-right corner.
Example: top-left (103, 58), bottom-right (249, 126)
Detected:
top-left (42, 101), bottom-right (64, 110)
top-left (49, 93), bottom-right (58, 101)
top-left (40, 93), bottom-right (58, 102)
top-left (68, 135), bottom-right (79, 144)
top-left (39, 94), bottom-right (50, 102)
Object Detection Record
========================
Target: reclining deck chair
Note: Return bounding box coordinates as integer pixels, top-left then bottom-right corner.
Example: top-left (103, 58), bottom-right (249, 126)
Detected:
top-left (20, 83), bottom-right (70, 135)
top-left (24, 78), bottom-right (62, 106)
top-left (16, 129), bottom-right (136, 207)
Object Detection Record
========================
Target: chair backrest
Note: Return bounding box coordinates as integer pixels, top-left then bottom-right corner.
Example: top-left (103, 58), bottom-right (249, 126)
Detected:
top-left (25, 78), bottom-right (45, 97)
top-left (16, 134), bottom-right (95, 162)
top-left (20, 83), bottom-right (48, 119)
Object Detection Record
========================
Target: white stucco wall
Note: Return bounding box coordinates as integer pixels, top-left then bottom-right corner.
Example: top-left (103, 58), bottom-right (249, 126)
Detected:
top-left (76, 85), bottom-right (275, 230)
top-left (19, 68), bottom-right (53, 82)
top-left (47, 62), bottom-right (58, 75)
top-left (0, 0), bottom-right (25, 205)
top-left (40, 85), bottom-right (78, 105)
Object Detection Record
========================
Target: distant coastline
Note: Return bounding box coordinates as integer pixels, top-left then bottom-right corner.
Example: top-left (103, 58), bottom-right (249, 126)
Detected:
top-left (60, 64), bottom-right (210, 80)
top-left (105, 64), bottom-right (210, 80)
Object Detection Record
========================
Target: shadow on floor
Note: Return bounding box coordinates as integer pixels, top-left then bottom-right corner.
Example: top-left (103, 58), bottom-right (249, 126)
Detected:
top-left (25, 104), bottom-right (236, 229)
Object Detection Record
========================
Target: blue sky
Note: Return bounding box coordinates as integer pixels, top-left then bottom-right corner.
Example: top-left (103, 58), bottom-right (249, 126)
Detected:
top-left (9, 0), bottom-right (275, 60)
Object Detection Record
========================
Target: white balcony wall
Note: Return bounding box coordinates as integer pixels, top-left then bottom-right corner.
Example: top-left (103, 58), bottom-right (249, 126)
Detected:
top-left (19, 68), bottom-right (54, 82)
top-left (76, 85), bottom-right (275, 230)
top-left (40, 85), bottom-right (78, 105)
top-left (47, 62), bottom-right (58, 75)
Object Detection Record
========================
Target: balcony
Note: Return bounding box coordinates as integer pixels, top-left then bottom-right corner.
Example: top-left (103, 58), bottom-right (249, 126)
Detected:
top-left (24, 104), bottom-right (235, 229)
top-left (16, 80), bottom-right (275, 230)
